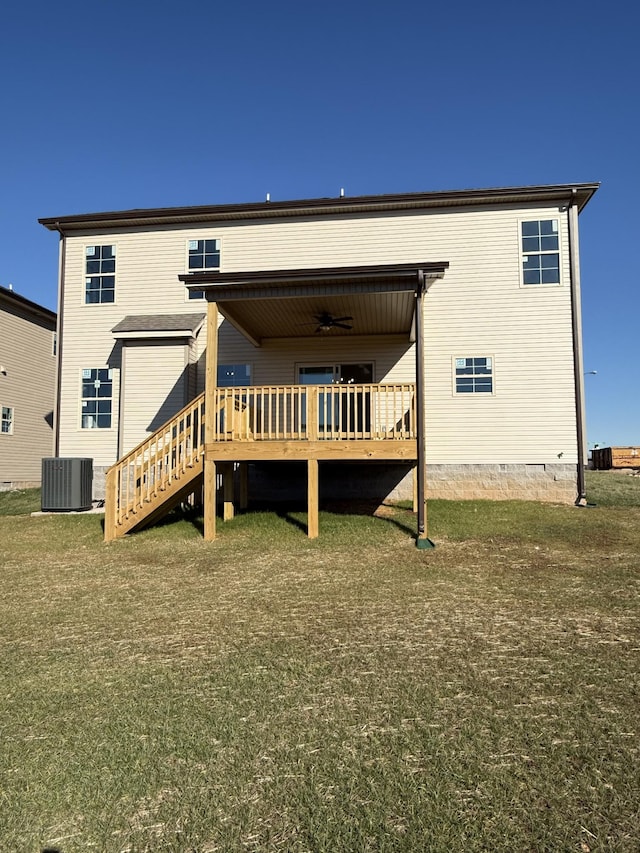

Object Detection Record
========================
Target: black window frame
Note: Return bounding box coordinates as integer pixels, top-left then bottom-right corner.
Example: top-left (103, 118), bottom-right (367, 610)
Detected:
top-left (521, 219), bottom-right (560, 285)
top-left (187, 238), bottom-right (220, 300)
top-left (81, 368), bottom-right (113, 429)
top-left (454, 356), bottom-right (494, 395)
top-left (1, 406), bottom-right (13, 434)
top-left (85, 245), bottom-right (116, 304)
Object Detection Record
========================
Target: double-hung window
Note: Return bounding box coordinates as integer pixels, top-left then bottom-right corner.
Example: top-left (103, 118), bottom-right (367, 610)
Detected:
top-left (81, 368), bottom-right (113, 429)
top-left (521, 220), bottom-right (559, 285)
top-left (187, 238), bottom-right (220, 300)
top-left (85, 245), bottom-right (116, 303)
top-left (454, 357), bottom-right (493, 394)
top-left (1, 406), bottom-right (13, 434)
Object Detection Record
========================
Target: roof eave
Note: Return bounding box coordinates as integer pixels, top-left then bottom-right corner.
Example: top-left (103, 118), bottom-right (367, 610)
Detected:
top-left (0, 285), bottom-right (56, 323)
top-left (39, 182), bottom-right (600, 233)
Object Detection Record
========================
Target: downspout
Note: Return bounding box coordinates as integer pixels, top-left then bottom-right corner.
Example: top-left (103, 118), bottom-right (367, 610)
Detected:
top-left (415, 269), bottom-right (435, 548)
top-left (568, 190), bottom-right (587, 505)
top-left (53, 224), bottom-right (66, 457)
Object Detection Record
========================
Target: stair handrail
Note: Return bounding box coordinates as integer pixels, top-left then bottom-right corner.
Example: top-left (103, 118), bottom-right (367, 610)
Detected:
top-left (105, 392), bottom-right (206, 539)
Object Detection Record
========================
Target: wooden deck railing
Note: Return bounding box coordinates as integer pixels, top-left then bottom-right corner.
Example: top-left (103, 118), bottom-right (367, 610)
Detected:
top-left (211, 383), bottom-right (416, 441)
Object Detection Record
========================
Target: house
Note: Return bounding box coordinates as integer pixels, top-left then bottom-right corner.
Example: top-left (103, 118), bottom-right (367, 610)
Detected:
top-left (39, 182), bottom-right (598, 543)
top-left (0, 285), bottom-right (56, 489)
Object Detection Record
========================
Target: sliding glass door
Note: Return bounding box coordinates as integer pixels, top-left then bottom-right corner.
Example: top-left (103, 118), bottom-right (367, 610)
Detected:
top-left (298, 363), bottom-right (373, 434)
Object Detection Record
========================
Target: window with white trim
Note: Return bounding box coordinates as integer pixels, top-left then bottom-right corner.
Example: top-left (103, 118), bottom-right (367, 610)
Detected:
top-left (521, 219), bottom-right (559, 285)
top-left (81, 368), bottom-right (113, 428)
top-left (217, 364), bottom-right (251, 387)
top-left (454, 357), bottom-right (493, 394)
top-left (85, 245), bottom-right (116, 303)
top-left (1, 406), bottom-right (13, 434)
top-left (187, 238), bottom-right (220, 300)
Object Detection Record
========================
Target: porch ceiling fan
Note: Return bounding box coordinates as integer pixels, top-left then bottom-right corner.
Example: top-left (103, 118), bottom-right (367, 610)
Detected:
top-left (311, 312), bottom-right (353, 333)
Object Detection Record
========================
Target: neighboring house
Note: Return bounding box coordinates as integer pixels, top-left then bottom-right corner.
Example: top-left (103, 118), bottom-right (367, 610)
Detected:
top-left (0, 285), bottom-right (56, 489)
top-left (39, 182), bottom-right (598, 542)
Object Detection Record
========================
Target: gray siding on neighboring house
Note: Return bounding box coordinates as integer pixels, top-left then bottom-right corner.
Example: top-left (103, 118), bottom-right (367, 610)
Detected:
top-left (0, 288), bottom-right (56, 487)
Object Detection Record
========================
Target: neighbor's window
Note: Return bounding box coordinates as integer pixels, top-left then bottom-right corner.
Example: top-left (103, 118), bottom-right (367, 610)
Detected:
top-left (455, 357), bottom-right (493, 394)
top-left (81, 368), bottom-right (113, 428)
top-left (187, 238), bottom-right (220, 300)
top-left (85, 245), bottom-right (116, 303)
top-left (521, 220), bottom-right (559, 285)
top-left (52, 332), bottom-right (57, 356)
top-left (217, 364), bottom-right (251, 387)
top-left (1, 406), bottom-right (13, 434)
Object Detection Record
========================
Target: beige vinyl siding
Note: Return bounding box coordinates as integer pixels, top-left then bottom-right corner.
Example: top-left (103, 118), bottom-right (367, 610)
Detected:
top-left (217, 323), bottom-right (415, 386)
top-left (120, 341), bottom-right (189, 454)
top-left (58, 201), bottom-right (578, 467)
top-left (0, 302), bottom-right (56, 483)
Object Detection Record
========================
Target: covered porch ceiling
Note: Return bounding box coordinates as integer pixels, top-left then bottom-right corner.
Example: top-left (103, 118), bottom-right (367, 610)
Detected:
top-left (179, 261), bottom-right (449, 346)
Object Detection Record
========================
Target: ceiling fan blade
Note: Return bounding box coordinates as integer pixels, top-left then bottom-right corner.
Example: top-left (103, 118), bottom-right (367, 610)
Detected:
top-left (311, 312), bottom-right (354, 332)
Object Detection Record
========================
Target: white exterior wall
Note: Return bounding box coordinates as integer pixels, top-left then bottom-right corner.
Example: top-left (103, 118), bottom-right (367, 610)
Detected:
top-left (120, 340), bottom-right (190, 454)
top-left (57, 201), bottom-right (577, 468)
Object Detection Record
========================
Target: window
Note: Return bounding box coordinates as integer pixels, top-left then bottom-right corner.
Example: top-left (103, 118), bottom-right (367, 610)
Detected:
top-left (52, 332), bottom-right (57, 356)
top-left (81, 368), bottom-right (113, 428)
top-left (85, 245), bottom-right (116, 303)
top-left (455, 357), bottom-right (493, 394)
top-left (187, 238), bottom-right (220, 299)
top-left (521, 220), bottom-right (559, 285)
top-left (217, 364), bottom-right (251, 387)
top-left (1, 406), bottom-right (13, 434)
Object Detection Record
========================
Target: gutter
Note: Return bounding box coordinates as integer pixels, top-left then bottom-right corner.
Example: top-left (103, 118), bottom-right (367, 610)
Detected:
top-left (415, 269), bottom-right (435, 548)
top-left (568, 190), bottom-right (587, 505)
top-left (52, 224), bottom-right (66, 456)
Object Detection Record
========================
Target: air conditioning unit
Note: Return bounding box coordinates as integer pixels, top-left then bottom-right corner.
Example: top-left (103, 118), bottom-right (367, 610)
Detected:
top-left (41, 458), bottom-right (93, 512)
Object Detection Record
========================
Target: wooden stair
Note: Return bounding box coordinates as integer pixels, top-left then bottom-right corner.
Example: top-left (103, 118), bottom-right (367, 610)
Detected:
top-left (104, 393), bottom-right (206, 540)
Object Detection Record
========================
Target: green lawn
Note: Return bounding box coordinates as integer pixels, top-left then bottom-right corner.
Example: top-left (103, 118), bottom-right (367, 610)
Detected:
top-left (1, 472), bottom-right (639, 852)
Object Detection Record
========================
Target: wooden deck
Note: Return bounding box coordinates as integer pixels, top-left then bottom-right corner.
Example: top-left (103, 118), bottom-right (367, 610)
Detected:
top-left (104, 383), bottom-right (417, 541)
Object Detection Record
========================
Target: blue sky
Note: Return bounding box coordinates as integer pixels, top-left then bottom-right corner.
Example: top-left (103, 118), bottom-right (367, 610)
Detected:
top-left (1, 0), bottom-right (638, 446)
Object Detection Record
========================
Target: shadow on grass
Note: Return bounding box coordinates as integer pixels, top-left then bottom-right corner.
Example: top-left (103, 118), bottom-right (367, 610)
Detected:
top-left (145, 499), bottom-right (420, 541)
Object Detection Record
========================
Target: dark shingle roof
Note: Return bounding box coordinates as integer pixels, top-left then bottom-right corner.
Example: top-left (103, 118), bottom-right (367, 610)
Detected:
top-left (111, 313), bottom-right (205, 336)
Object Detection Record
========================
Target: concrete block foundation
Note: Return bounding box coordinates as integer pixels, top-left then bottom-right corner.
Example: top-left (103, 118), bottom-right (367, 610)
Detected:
top-left (90, 461), bottom-right (578, 505)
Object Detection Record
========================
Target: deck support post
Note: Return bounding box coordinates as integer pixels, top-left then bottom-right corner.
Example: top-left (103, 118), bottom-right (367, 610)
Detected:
top-left (222, 462), bottom-right (234, 521)
top-left (104, 466), bottom-right (117, 542)
top-left (415, 271), bottom-right (435, 549)
top-left (307, 458), bottom-right (319, 539)
top-left (239, 462), bottom-right (249, 510)
top-left (204, 459), bottom-right (217, 540)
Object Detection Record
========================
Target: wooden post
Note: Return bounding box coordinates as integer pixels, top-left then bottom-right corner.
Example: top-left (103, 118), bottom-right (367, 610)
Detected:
top-left (307, 387), bottom-right (319, 440)
top-left (222, 462), bottom-right (234, 521)
top-left (412, 463), bottom-right (418, 513)
top-left (104, 466), bottom-right (117, 542)
top-left (307, 458), bottom-right (319, 539)
top-left (239, 462), bottom-right (249, 510)
top-left (204, 459), bottom-right (217, 541)
top-left (203, 301), bottom-right (218, 539)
